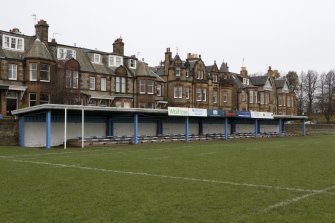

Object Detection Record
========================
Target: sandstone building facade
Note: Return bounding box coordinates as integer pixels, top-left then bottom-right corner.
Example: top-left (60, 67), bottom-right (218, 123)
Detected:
top-left (0, 20), bottom-right (296, 116)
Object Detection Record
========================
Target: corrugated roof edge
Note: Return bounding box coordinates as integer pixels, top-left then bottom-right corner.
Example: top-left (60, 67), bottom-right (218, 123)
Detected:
top-left (11, 104), bottom-right (168, 116)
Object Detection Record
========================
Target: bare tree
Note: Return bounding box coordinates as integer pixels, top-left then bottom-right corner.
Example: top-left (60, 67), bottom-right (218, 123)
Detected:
top-left (322, 71), bottom-right (335, 123)
top-left (303, 70), bottom-right (318, 115)
top-left (296, 72), bottom-right (305, 115)
top-left (286, 71), bottom-right (299, 92)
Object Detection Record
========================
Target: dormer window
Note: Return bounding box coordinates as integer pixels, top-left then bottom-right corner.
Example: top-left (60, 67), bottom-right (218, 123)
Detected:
top-left (93, 54), bottom-right (101, 64)
top-left (2, 35), bottom-right (24, 51)
top-left (175, 67), bottom-right (181, 77)
top-left (243, 78), bottom-right (249, 86)
top-left (129, 59), bottom-right (137, 69)
top-left (213, 75), bottom-right (218, 82)
top-left (109, 55), bottom-right (123, 67)
top-left (57, 48), bottom-right (76, 60)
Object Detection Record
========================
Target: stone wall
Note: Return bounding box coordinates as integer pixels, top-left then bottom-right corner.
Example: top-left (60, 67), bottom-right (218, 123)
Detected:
top-left (0, 119), bottom-right (19, 145)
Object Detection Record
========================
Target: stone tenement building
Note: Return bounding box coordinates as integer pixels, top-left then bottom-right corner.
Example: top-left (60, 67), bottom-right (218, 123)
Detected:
top-left (0, 20), bottom-right (296, 116)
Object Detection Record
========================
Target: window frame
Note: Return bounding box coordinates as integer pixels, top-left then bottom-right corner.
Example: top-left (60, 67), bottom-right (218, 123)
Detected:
top-left (93, 54), bottom-right (101, 64)
top-left (156, 84), bottom-right (162, 96)
top-left (202, 88), bottom-right (207, 101)
top-left (147, 80), bottom-right (154, 94)
top-left (185, 87), bottom-right (190, 99)
top-left (101, 78), bottom-right (107, 91)
top-left (2, 35), bottom-right (24, 51)
top-left (175, 67), bottom-right (181, 77)
top-left (57, 48), bottom-right (76, 60)
top-left (140, 80), bottom-right (146, 94)
top-left (129, 59), bottom-right (136, 69)
top-left (89, 77), bottom-right (96, 90)
top-left (174, 86), bottom-right (182, 99)
top-left (40, 64), bottom-right (50, 82)
top-left (196, 88), bottom-right (202, 101)
top-left (8, 64), bottom-right (18, 80)
top-left (29, 93), bottom-right (37, 107)
top-left (109, 55), bottom-right (123, 67)
top-left (213, 90), bottom-right (218, 104)
top-left (40, 93), bottom-right (49, 104)
top-left (213, 75), bottom-right (218, 82)
top-left (223, 92), bottom-right (228, 103)
top-left (29, 63), bottom-right (37, 81)
top-left (249, 91), bottom-right (254, 103)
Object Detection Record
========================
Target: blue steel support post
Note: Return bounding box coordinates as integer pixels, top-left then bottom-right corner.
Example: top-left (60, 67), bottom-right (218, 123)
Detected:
top-left (158, 119), bottom-right (163, 135)
top-left (185, 116), bottom-right (189, 143)
top-left (279, 119), bottom-right (283, 136)
top-left (257, 120), bottom-right (261, 134)
top-left (302, 119), bottom-right (306, 136)
top-left (19, 116), bottom-right (25, 146)
top-left (108, 118), bottom-right (113, 136)
top-left (134, 113), bottom-right (138, 144)
top-left (46, 111), bottom-right (51, 149)
top-left (255, 119), bottom-right (258, 138)
top-left (224, 117), bottom-right (228, 140)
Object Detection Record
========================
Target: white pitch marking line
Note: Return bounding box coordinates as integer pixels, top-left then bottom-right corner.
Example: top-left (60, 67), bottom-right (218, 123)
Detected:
top-left (263, 184), bottom-right (335, 212)
top-left (9, 158), bottom-right (332, 194)
top-left (198, 152), bottom-right (217, 156)
top-left (146, 156), bottom-right (169, 160)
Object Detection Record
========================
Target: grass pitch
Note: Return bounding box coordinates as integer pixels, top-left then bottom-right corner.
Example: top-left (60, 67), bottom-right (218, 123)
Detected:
top-left (1, 135), bottom-right (335, 222)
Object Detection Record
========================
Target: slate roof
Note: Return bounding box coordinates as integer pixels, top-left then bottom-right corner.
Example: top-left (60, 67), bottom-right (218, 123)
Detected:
top-left (135, 60), bottom-right (157, 78)
top-left (0, 31), bottom-right (35, 60)
top-left (275, 79), bottom-right (286, 89)
top-left (25, 39), bottom-right (53, 60)
top-left (219, 62), bottom-right (229, 72)
top-left (249, 75), bottom-right (268, 86)
top-left (206, 65), bottom-right (212, 73)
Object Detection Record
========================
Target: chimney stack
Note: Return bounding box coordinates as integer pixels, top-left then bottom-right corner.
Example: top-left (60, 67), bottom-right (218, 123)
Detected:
top-left (113, 38), bottom-right (124, 56)
top-left (35, 19), bottom-right (49, 43)
top-left (240, 66), bottom-right (248, 77)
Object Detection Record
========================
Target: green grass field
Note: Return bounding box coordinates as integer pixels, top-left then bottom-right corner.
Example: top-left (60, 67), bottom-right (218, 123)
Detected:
top-left (1, 135), bottom-right (335, 223)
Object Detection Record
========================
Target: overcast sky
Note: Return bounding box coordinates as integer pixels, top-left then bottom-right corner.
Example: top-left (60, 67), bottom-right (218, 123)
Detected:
top-left (2, 0), bottom-right (335, 75)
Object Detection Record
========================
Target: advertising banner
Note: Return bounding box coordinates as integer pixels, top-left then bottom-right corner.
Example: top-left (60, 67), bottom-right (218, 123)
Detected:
top-left (236, 111), bottom-right (251, 118)
top-left (250, 111), bottom-right (274, 119)
top-left (168, 107), bottom-right (189, 116)
top-left (188, 108), bottom-right (207, 117)
top-left (207, 109), bottom-right (225, 117)
top-left (225, 110), bottom-right (236, 117)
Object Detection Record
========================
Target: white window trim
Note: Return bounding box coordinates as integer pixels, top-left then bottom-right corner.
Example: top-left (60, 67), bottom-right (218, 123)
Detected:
top-left (213, 91), bottom-right (218, 103)
top-left (174, 86), bottom-right (182, 99)
top-left (101, 78), bottom-right (107, 91)
top-left (116, 77), bottom-right (121, 93)
top-left (8, 64), bottom-right (17, 80)
top-left (140, 80), bottom-right (146, 94)
top-left (249, 91), bottom-right (254, 103)
top-left (40, 64), bottom-right (50, 82)
top-left (2, 34), bottom-right (24, 51)
top-left (29, 63), bottom-right (37, 81)
top-left (157, 84), bottom-right (162, 96)
top-left (147, 80), bottom-right (154, 94)
top-left (202, 88), bottom-right (207, 102)
top-left (121, 77), bottom-right (126, 93)
top-left (57, 48), bottom-right (76, 60)
top-left (109, 55), bottom-right (123, 67)
top-left (223, 92), bottom-right (228, 103)
top-left (129, 59), bottom-right (137, 69)
top-left (93, 54), bottom-right (101, 64)
top-left (175, 68), bottom-right (181, 77)
top-left (196, 88), bottom-right (202, 101)
top-left (89, 77), bottom-right (96, 90)
top-left (186, 87), bottom-right (190, 99)
top-left (40, 93), bottom-right (50, 104)
top-left (29, 93), bottom-right (37, 107)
